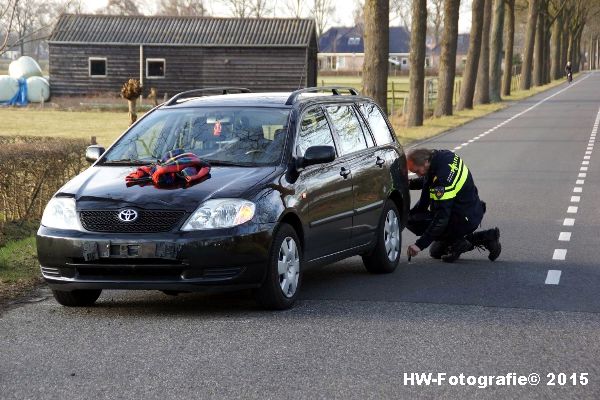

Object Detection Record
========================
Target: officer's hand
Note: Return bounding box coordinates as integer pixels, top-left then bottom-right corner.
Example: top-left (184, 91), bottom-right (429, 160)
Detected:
top-left (407, 244), bottom-right (420, 257)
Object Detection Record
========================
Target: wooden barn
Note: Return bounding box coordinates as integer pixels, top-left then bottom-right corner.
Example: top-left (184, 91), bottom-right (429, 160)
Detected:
top-left (48, 14), bottom-right (318, 97)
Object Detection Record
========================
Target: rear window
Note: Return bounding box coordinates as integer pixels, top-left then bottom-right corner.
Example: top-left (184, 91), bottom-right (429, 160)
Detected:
top-left (360, 103), bottom-right (395, 145)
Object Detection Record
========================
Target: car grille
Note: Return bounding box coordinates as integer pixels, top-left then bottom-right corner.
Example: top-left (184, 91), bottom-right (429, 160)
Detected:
top-left (79, 210), bottom-right (186, 233)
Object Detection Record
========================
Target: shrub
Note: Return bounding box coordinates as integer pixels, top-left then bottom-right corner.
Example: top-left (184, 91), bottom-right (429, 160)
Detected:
top-left (0, 136), bottom-right (89, 225)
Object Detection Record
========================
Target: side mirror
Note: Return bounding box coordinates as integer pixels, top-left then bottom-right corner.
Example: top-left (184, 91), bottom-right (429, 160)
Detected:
top-left (85, 145), bottom-right (105, 163)
top-left (299, 145), bottom-right (336, 168)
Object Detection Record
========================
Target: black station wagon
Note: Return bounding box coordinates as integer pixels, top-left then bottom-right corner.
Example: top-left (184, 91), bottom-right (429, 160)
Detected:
top-left (37, 87), bottom-right (410, 309)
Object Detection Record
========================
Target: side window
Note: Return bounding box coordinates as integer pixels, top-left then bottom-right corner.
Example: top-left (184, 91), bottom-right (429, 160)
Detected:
top-left (360, 103), bottom-right (395, 145)
top-left (355, 105), bottom-right (375, 147)
top-left (325, 105), bottom-right (367, 156)
top-left (297, 107), bottom-right (335, 156)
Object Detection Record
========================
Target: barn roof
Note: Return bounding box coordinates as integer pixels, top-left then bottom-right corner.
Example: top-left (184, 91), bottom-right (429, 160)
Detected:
top-left (49, 14), bottom-right (316, 47)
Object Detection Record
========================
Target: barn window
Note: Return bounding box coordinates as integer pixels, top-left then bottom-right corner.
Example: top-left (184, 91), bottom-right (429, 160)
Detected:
top-left (89, 58), bottom-right (106, 77)
top-left (147, 59), bottom-right (166, 78)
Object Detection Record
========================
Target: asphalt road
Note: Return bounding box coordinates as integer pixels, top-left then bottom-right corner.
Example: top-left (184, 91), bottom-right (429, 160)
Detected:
top-left (2, 73), bottom-right (600, 399)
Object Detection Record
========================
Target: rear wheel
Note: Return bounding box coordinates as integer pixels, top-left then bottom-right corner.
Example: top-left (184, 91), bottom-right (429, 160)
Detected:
top-left (254, 224), bottom-right (302, 310)
top-left (52, 289), bottom-right (102, 307)
top-left (362, 200), bottom-right (401, 274)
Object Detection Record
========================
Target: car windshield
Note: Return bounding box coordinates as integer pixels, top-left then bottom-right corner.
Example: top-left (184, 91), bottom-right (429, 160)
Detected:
top-left (102, 107), bottom-right (290, 166)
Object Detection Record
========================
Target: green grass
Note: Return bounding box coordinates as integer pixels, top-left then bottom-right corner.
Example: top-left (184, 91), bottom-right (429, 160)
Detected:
top-left (0, 108), bottom-right (132, 147)
top-left (392, 75), bottom-right (572, 145)
top-left (0, 237), bottom-right (38, 283)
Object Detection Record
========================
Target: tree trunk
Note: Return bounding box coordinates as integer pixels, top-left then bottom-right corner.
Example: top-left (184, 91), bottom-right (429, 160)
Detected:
top-left (457, 0), bottom-right (485, 110)
top-left (362, 0), bottom-right (389, 114)
top-left (434, 0), bottom-right (460, 117)
top-left (561, 22), bottom-right (569, 73)
top-left (407, 0), bottom-right (427, 126)
top-left (520, 0), bottom-right (539, 90)
top-left (533, 8), bottom-right (544, 87)
top-left (475, 0), bottom-right (492, 104)
top-left (128, 99), bottom-right (137, 125)
top-left (489, 0), bottom-right (504, 102)
top-left (502, 0), bottom-right (515, 97)
top-left (550, 14), bottom-right (561, 80)
top-left (543, 15), bottom-right (551, 84)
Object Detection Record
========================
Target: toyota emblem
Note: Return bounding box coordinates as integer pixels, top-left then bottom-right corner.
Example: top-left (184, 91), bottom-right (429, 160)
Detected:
top-left (118, 209), bottom-right (138, 222)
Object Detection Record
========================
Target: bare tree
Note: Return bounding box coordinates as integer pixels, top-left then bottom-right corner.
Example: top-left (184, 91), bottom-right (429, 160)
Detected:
top-left (533, 0), bottom-right (547, 87)
top-left (159, 0), bottom-right (207, 16)
top-left (407, 0), bottom-right (427, 126)
top-left (249, 0), bottom-right (274, 17)
top-left (502, 0), bottom-right (515, 96)
top-left (0, 0), bottom-right (19, 55)
top-left (221, 0), bottom-right (251, 18)
top-left (390, 0), bottom-right (411, 27)
top-left (362, 0), bottom-right (389, 113)
top-left (312, 0), bottom-right (334, 37)
top-left (550, 5), bottom-right (562, 80)
top-left (475, 0), bottom-right (492, 104)
top-left (520, 0), bottom-right (539, 90)
top-left (434, 0), bottom-right (460, 117)
top-left (103, 0), bottom-right (141, 15)
top-left (457, 0), bottom-right (485, 110)
top-left (283, 0), bottom-right (306, 17)
top-left (428, 0), bottom-right (444, 48)
top-left (489, 0), bottom-right (504, 102)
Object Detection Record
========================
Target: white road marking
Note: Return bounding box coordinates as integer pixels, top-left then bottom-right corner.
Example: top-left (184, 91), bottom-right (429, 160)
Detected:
top-left (576, 179), bottom-right (585, 184)
top-left (553, 249), bottom-right (567, 260)
top-left (584, 156), bottom-right (591, 160)
top-left (563, 218), bottom-right (575, 226)
top-left (581, 167), bottom-right (588, 171)
top-left (461, 142), bottom-right (468, 146)
top-left (567, 206), bottom-right (578, 213)
top-left (586, 151), bottom-right (592, 154)
top-left (545, 270), bottom-right (562, 285)
top-left (558, 232), bottom-right (572, 241)
top-left (582, 161), bottom-right (590, 165)
top-left (571, 195), bottom-right (581, 202)
top-left (573, 187), bottom-right (583, 193)
top-left (578, 172), bottom-right (587, 178)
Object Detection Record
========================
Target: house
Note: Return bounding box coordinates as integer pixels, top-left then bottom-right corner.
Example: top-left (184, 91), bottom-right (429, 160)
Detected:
top-left (318, 27), bottom-right (470, 73)
top-left (429, 33), bottom-right (471, 72)
top-left (48, 14), bottom-right (318, 96)
top-left (318, 26), bottom-right (418, 72)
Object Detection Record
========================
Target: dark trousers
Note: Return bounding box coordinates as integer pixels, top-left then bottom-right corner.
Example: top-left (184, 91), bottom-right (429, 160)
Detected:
top-left (406, 210), bottom-right (479, 244)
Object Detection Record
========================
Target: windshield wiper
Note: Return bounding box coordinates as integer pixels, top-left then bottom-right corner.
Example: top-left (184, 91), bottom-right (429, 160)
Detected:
top-left (203, 160), bottom-right (253, 167)
top-left (101, 158), bottom-right (154, 166)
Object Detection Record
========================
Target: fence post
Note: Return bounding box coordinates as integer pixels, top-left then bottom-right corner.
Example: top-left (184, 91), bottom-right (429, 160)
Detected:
top-left (391, 81), bottom-right (396, 115)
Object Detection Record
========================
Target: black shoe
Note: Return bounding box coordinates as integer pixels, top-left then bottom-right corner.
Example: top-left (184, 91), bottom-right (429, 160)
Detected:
top-left (441, 239), bottom-right (474, 263)
top-left (485, 227), bottom-right (501, 261)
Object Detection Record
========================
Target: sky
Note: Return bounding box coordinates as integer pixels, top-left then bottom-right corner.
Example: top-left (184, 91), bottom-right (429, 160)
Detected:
top-left (81, 1), bottom-right (473, 34)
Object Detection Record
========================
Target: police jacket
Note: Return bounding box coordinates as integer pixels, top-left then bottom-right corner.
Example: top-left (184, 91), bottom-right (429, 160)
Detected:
top-left (410, 150), bottom-right (484, 250)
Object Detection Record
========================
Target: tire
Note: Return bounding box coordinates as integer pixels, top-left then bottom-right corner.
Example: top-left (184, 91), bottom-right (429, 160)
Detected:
top-left (362, 200), bottom-right (402, 274)
top-left (254, 224), bottom-right (302, 310)
top-left (52, 289), bottom-right (102, 307)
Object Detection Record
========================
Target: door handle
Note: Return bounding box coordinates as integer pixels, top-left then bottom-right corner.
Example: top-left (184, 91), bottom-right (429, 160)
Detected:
top-left (340, 167), bottom-right (351, 179)
top-left (376, 157), bottom-right (385, 167)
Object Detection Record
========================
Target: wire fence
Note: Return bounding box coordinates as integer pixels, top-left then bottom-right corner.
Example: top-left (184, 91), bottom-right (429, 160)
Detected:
top-left (319, 73), bottom-right (523, 116)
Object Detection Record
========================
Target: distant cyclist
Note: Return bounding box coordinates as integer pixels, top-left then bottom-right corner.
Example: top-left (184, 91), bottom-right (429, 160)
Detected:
top-left (565, 61), bottom-right (573, 84)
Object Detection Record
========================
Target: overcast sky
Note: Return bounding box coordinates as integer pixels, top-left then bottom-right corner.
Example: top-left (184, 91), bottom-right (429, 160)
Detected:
top-left (81, 1), bottom-right (473, 34)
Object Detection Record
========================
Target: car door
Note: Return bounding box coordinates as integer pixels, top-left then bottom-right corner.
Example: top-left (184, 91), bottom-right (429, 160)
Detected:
top-left (325, 104), bottom-right (385, 248)
top-left (295, 106), bottom-right (354, 261)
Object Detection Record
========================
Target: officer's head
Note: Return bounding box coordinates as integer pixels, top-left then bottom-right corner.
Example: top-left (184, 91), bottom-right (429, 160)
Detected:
top-left (407, 148), bottom-right (434, 177)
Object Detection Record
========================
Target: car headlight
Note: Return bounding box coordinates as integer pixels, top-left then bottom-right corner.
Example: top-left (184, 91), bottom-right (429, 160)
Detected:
top-left (41, 197), bottom-right (82, 230)
top-left (181, 199), bottom-right (256, 231)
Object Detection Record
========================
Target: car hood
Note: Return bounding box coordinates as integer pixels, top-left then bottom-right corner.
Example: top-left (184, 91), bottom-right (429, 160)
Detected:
top-left (60, 165), bottom-right (276, 212)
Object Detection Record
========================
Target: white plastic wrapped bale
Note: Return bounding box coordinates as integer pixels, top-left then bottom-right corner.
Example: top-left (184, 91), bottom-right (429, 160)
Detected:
top-left (0, 75), bottom-right (19, 102)
top-left (9, 56), bottom-right (43, 79)
top-left (26, 76), bottom-right (50, 102)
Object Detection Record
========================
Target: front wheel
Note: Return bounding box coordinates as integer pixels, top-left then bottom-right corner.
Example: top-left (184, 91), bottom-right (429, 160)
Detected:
top-left (362, 200), bottom-right (402, 274)
top-left (52, 289), bottom-right (102, 307)
top-left (254, 224), bottom-right (302, 310)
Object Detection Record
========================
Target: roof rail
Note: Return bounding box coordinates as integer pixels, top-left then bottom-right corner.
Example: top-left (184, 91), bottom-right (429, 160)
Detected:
top-left (285, 86), bottom-right (359, 105)
top-left (166, 87), bottom-right (251, 106)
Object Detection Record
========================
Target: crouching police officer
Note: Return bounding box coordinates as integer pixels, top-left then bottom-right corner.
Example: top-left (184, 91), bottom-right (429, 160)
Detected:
top-left (405, 148), bottom-right (501, 262)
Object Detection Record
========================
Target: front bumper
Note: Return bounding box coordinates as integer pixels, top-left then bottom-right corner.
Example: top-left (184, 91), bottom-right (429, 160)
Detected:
top-left (36, 223), bottom-right (276, 292)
